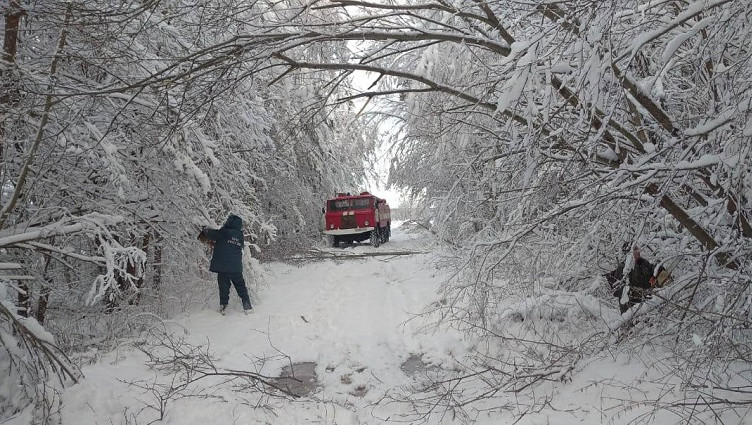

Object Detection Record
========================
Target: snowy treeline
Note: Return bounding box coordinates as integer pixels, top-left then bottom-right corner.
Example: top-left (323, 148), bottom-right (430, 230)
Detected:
top-left (1, 1), bottom-right (368, 418)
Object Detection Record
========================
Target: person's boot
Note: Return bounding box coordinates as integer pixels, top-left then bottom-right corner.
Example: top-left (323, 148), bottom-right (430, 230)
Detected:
top-left (220, 305), bottom-right (227, 315)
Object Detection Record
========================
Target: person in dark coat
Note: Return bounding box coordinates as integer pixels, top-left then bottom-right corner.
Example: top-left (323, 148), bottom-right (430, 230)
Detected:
top-left (606, 245), bottom-right (665, 314)
top-left (200, 214), bottom-right (253, 315)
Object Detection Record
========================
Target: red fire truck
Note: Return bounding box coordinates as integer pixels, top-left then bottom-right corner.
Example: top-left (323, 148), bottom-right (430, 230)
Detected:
top-left (323, 192), bottom-right (391, 247)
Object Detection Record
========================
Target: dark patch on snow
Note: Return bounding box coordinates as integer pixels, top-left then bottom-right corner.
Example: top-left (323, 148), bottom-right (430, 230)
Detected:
top-left (271, 361), bottom-right (318, 397)
top-left (401, 353), bottom-right (440, 377)
top-left (349, 384), bottom-right (368, 397)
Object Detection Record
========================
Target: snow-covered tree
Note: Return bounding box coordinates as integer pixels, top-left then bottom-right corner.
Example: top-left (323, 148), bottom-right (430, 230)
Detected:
top-left (1, 0), bottom-right (368, 418)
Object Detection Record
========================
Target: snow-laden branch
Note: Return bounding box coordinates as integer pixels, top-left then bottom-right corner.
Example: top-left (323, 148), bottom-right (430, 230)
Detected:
top-left (12, 241), bottom-right (106, 264)
top-left (616, 0), bottom-right (734, 64)
top-left (0, 213), bottom-right (124, 248)
top-left (0, 300), bottom-right (81, 385)
top-left (684, 106), bottom-right (745, 136)
top-left (279, 30), bottom-right (512, 56)
top-left (271, 52), bottom-right (521, 122)
top-left (87, 236), bottom-right (147, 305)
top-left (52, 29), bottom-right (510, 101)
top-left (618, 154), bottom-right (725, 173)
top-left (316, 0), bottom-right (514, 42)
top-left (537, 0), bottom-right (751, 250)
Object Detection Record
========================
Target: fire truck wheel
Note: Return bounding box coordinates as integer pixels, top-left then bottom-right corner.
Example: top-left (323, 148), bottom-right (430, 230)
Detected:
top-left (331, 235), bottom-right (340, 248)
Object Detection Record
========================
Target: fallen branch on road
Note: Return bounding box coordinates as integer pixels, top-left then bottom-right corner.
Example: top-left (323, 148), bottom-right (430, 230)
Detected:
top-left (287, 249), bottom-right (424, 261)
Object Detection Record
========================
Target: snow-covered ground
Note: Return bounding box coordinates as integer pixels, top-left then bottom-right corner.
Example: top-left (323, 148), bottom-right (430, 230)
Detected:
top-left (11, 223), bottom-right (469, 424)
top-left (7, 223), bottom-right (747, 424)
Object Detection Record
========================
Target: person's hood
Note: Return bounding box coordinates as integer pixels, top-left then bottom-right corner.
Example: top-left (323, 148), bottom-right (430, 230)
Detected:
top-left (223, 214), bottom-right (242, 230)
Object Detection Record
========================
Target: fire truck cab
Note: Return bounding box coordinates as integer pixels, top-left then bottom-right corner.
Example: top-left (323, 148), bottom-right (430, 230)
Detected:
top-left (323, 192), bottom-right (391, 247)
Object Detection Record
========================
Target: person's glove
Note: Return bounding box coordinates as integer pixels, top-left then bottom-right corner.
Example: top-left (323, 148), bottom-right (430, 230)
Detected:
top-left (649, 276), bottom-right (656, 287)
top-left (197, 229), bottom-right (211, 245)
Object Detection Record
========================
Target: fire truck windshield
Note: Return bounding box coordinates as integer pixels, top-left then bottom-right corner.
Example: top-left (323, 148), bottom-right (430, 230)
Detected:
top-left (329, 199), bottom-right (350, 211)
top-left (352, 198), bottom-right (372, 209)
top-left (328, 197), bottom-right (373, 211)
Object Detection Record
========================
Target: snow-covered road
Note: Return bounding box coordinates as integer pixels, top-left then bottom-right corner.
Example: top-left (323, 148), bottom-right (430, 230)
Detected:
top-left (46, 223), bottom-right (467, 425)
top-left (9, 223), bottom-right (740, 425)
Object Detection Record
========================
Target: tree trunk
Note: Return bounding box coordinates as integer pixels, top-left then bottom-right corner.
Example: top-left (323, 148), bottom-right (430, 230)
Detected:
top-left (1, 1), bottom-right (22, 64)
top-left (1, 0), bottom-right (24, 160)
top-left (35, 252), bottom-right (54, 324)
top-left (36, 288), bottom-right (50, 323)
top-left (153, 235), bottom-right (163, 291)
top-left (0, 4), bottom-right (71, 229)
top-left (17, 281), bottom-right (29, 317)
top-left (647, 184), bottom-right (735, 268)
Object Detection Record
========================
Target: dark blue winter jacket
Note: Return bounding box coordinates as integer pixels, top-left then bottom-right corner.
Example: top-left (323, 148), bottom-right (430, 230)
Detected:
top-left (202, 214), bottom-right (244, 274)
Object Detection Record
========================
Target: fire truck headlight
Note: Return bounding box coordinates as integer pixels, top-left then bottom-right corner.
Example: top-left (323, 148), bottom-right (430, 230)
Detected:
top-left (364, 220), bottom-right (369, 226)
top-left (330, 224), bottom-right (334, 229)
